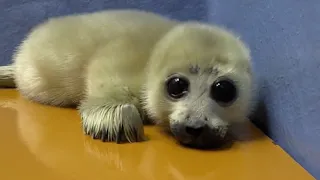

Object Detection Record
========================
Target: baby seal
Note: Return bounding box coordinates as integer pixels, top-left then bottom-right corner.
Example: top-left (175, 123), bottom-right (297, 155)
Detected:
top-left (0, 9), bottom-right (254, 149)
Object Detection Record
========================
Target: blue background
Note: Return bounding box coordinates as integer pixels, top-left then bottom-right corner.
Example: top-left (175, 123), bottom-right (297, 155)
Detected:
top-left (1, 0), bottom-right (319, 178)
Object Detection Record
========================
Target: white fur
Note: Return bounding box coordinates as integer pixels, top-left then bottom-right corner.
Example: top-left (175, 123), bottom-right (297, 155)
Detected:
top-left (0, 9), bottom-right (255, 144)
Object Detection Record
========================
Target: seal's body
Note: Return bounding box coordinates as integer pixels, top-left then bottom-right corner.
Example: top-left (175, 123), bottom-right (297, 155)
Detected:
top-left (0, 9), bottom-right (255, 149)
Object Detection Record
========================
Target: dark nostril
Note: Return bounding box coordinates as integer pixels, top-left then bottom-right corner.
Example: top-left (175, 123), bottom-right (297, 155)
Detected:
top-left (185, 126), bottom-right (204, 137)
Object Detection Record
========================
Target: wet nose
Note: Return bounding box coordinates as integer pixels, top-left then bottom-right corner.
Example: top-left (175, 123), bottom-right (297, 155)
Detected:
top-left (185, 125), bottom-right (204, 137)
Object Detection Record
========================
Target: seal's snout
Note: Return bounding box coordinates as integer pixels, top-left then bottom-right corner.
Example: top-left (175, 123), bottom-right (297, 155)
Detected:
top-left (170, 119), bottom-right (230, 149)
top-left (184, 118), bottom-right (207, 138)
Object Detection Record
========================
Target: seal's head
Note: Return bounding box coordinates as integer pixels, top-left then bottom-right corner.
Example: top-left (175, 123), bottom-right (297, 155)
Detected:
top-left (144, 22), bottom-right (255, 149)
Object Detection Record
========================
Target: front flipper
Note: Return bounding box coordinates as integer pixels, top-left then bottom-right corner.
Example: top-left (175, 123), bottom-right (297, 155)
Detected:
top-left (79, 98), bottom-right (145, 143)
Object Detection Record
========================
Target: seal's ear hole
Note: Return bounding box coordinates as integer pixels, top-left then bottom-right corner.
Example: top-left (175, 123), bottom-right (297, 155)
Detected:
top-left (210, 78), bottom-right (237, 106)
top-left (165, 75), bottom-right (190, 100)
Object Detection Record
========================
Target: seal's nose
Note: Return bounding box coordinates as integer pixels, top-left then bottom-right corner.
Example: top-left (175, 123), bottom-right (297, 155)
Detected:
top-left (170, 119), bottom-right (230, 149)
top-left (185, 125), bottom-right (204, 137)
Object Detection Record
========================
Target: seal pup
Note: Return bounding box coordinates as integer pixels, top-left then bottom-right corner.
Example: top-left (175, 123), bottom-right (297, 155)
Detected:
top-left (0, 9), bottom-right (255, 149)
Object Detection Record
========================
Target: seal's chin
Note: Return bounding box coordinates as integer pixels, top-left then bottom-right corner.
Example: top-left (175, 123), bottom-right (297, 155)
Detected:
top-left (169, 121), bottom-right (231, 150)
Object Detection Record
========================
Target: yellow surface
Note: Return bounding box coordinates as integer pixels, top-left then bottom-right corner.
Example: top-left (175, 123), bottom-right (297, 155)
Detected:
top-left (0, 89), bottom-right (314, 180)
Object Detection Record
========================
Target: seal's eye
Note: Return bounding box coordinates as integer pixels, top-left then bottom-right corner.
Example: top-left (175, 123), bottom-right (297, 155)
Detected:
top-left (166, 76), bottom-right (189, 99)
top-left (211, 79), bottom-right (237, 105)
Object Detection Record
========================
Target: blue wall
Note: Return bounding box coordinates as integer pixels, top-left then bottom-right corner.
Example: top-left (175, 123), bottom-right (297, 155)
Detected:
top-left (0, 0), bottom-right (319, 178)
top-left (206, 1), bottom-right (320, 178)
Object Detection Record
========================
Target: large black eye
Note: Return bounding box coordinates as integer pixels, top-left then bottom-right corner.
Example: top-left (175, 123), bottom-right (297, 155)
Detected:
top-left (211, 79), bottom-right (237, 105)
top-left (166, 76), bottom-right (189, 99)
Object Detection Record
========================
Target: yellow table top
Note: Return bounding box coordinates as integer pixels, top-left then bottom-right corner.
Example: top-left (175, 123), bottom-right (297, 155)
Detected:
top-left (0, 89), bottom-right (314, 180)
